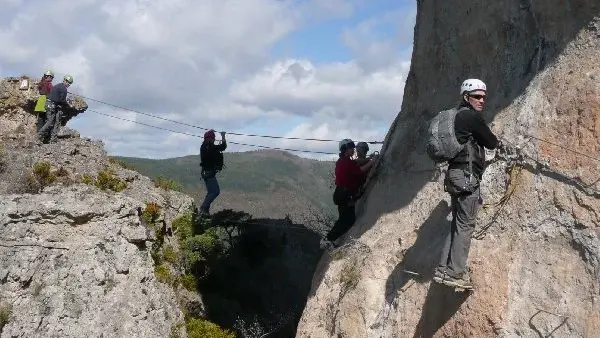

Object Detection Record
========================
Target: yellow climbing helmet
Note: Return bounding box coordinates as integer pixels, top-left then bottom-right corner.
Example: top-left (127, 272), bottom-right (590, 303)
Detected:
top-left (64, 75), bottom-right (73, 84)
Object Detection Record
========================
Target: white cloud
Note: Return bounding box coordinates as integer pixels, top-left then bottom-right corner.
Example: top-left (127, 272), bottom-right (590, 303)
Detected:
top-left (229, 58), bottom-right (410, 121)
top-left (1, 0), bottom-right (415, 159)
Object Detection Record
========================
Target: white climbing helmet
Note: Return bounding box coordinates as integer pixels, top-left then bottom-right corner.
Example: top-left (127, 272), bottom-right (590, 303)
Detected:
top-left (460, 79), bottom-right (487, 95)
top-left (339, 139), bottom-right (355, 152)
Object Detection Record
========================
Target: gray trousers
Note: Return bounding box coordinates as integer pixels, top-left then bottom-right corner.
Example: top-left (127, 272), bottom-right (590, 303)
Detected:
top-left (438, 168), bottom-right (481, 279)
top-left (36, 112), bottom-right (46, 133)
top-left (37, 101), bottom-right (62, 143)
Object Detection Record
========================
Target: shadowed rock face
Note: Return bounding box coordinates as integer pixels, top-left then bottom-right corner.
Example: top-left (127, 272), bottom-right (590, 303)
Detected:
top-left (297, 1), bottom-right (600, 337)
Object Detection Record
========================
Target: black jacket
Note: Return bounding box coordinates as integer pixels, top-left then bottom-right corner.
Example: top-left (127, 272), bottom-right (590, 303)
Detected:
top-left (200, 141), bottom-right (227, 171)
top-left (448, 105), bottom-right (498, 178)
top-left (47, 83), bottom-right (68, 105)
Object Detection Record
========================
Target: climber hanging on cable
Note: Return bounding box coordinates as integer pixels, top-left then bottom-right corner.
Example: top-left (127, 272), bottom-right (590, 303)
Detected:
top-left (198, 129), bottom-right (227, 217)
top-left (34, 70), bottom-right (54, 133)
top-left (37, 75), bottom-right (73, 144)
top-left (321, 139), bottom-right (377, 250)
top-left (427, 78), bottom-right (503, 289)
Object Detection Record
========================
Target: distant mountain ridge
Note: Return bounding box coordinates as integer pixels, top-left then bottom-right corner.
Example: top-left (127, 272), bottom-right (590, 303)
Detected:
top-left (114, 149), bottom-right (337, 222)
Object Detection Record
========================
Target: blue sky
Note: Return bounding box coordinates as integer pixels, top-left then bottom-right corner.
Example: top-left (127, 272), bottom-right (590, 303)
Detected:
top-left (271, 0), bottom-right (412, 63)
top-left (0, 0), bottom-right (416, 160)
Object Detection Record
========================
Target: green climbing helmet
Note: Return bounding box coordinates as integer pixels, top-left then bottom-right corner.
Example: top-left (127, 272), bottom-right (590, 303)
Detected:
top-left (44, 70), bottom-right (54, 77)
top-left (64, 75), bottom-right (73, 84)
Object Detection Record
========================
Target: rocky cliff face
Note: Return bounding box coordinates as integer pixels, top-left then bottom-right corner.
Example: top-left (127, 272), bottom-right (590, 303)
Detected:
top-left (0, 78), bottom-right (194, 337)
top-left (297, 1), bottom-right (600, 337)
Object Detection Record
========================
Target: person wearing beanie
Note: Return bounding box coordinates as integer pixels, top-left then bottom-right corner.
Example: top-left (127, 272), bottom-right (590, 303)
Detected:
top-left (198, 129), bottom-right (227, 216)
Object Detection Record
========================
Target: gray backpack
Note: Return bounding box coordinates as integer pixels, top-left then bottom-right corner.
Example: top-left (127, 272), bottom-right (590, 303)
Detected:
top-left (426, 107), bottom-right (466, 163)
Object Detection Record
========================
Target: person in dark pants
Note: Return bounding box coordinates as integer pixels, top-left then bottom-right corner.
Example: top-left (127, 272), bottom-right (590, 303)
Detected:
top-left (322, 139), bottom-right (377, 249)
top-left (432, 79), bottom-right (501, 289)
top-left (38, 75), bottom-right (73, 144)
top-left (199, 129), bottom-right (227, 216)
top-left (34, 70), bottom-right (54, 133)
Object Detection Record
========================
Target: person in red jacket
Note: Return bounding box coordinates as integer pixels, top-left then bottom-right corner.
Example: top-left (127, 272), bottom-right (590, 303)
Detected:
top-left (34, 70), bottom-right (54, 133)
top-left (322, 139), bottom-right (377, 249)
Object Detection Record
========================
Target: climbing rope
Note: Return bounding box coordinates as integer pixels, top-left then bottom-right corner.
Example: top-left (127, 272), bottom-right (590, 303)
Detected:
top-left (473, 135), bottom-right (600, 239)
top-left (70, 91), bottom-right (384, 145)
top-left (481, 162), bottom-right (523, 209)
top-left (89, 109), bottom-right (339, 155)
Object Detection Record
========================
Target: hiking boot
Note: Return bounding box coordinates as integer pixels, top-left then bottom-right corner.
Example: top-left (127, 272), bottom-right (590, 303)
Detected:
top-left (441, 274), bottom-right (473, 289)
top-left (432, 268), bottom-right (447, 284)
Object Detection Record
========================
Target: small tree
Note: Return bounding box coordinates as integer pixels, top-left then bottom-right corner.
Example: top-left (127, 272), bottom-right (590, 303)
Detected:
top-left (209, 209), bottom-right (252, 248)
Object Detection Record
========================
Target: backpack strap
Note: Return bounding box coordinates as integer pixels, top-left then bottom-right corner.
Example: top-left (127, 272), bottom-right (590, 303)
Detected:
top-left (466, 136), bottom-right (474, 183)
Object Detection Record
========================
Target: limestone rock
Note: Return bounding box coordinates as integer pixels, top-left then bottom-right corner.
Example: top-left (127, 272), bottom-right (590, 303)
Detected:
top-left (0, 76), bottom-right (88, 138)
top-left (297, 1), bottom-right (600, 337)
top-left (0, 76), bottom-right (195, 337)
top-left (0, 185), bottom-right (184, 338)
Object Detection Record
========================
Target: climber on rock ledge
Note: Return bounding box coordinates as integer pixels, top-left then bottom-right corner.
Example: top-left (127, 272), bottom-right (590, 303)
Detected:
top-left (34, 70), bottom-right (54, 133)
top-left (37, 75), bottom-right (73, 144)
top-left (321, 139), bottom-right (377, 250)
top-left (431, 78), bottom-right (502, 289)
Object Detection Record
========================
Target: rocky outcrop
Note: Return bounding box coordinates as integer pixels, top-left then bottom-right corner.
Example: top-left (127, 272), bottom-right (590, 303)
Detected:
top-left (297, 2), bottom-right (600, 337)
top-left (0, 77), bottom-right (195, 337)
top-left (0, 185), bottom-right (184, 338)
top-left (0, 76), bottom-right (87, 138)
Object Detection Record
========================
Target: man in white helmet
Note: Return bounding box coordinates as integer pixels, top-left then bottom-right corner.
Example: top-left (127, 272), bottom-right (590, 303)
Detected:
top-left (322, 139), bottom-right (376, 249)
top-left (432, 78), bottom-right (501, 289)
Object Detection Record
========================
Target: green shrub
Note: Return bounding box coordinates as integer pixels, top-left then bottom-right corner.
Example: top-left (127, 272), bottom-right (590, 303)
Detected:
top-left (33, 161), bottom-right (56, 186)
top-left (95, 169), bottom-right (127, 192)
top-left (24, 161), bottom-right (57, 192)
top-left (179, 274), bottom-right (197, 291)
top-left (185, 317), bottom-right (235, 338)
top-left (154, 175), bottom-right (182, 192)
top-left (155, 264), bottom-right (175, 285)
top-left (0, 303), bottom-right (12, 332)
top-left (151, 227), bottom-right (166, 265)
top-left (181, 233), bottom-right (221, 271)
top-left (172, 212), bottom-right (194, 241)
top-left (163, 245), bottom-right (179, 264)
top-left (142, 202), bottom-right (161, 226)
top-left (81, 174), bottom-right (94, 185)
top-left (170, 322), bottom-right (184, 338)
top-left (0, 143), bottom-right (6, 174)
